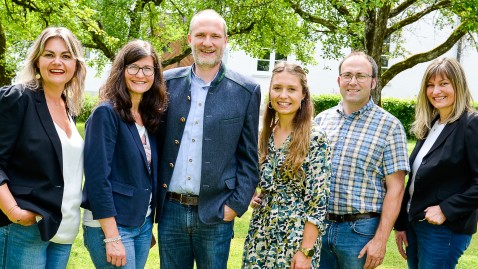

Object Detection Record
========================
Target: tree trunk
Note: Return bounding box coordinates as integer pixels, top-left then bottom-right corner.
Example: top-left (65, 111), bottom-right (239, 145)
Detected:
top-left (0, 21), bottom-right (13, 87)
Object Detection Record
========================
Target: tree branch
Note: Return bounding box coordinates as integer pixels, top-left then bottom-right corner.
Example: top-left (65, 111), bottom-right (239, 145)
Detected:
top-left (228, 22), bottom-right (255, 36)
top-left (161, 47), bottom-right (191, 67)
top-left (11, 0), bottom-right (40, 11)
top-left (327, 0), bottom-right (351, 17)
top-left (82, 20), bottom-right (115, 60)
top-left (389, 0), bottom-right (418, 18)
top-left (386, 0), bottom-right (451, 36)
top-left (286, 0), bottom-right (338, 31)
top-left (381, 21), bottom-right (469, 86)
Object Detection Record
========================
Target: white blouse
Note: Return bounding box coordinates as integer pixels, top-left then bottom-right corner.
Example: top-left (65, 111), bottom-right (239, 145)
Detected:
top-left (50, 118), bottom-right (84, 244)
top-left (407, 121), bottom-right (446, 213)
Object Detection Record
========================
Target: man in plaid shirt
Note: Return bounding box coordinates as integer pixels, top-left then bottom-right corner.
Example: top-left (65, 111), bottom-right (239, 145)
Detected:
top-left (315, 51), bottom-right (410, 269)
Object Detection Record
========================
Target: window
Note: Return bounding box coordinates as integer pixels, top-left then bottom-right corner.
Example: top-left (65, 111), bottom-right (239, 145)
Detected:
top-left (381, 36), bottom-right (390, 72)
top-left (256, 51), bottom-right (288, 72)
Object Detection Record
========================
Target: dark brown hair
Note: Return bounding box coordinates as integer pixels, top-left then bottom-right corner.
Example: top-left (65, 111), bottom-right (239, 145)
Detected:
top-left (99, 40), bottom-right (168, 133)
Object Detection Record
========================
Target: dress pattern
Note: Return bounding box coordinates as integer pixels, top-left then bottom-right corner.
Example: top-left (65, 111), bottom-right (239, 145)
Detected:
top-left (242, 124), bottom-right (331, 268)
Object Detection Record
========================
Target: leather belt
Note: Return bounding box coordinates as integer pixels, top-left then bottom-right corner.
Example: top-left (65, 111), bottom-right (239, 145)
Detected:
top-left (167, 192), bottom-right (198, 206)
top-left (327, 212), bottom-right (380, 223)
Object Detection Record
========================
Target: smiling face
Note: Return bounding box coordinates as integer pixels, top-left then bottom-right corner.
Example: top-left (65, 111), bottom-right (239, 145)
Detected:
top-left (188, 12), bottom-right (227, 71)
top-left (338, 55), bottom-right (377, 114)
top-left (269, 71), bottom-right (305, 119)
top-left (426, 74), bottom-right (455, 120)
top-left (124, 56), bottom-right (155, 98)
top-left (36, 37), bottom-right (76, 91)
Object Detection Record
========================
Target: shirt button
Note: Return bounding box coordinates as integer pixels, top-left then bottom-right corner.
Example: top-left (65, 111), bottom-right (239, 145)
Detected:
top-left (194, 121), bottom-right (198, 125)
top-left (187, 176), bottom-right (191, 180)
top-left (187, 96), bottom-right (191, 101)
top-left (192, 139), bottom-right (195, 142)
top-left (189, 159), bottom-right (192, 162)
top-left (180, 117), bottom-right (186, 123)
top-left (174, 140), bottom-right (180, 145)
top-left (162, 184), bottom-right (168, 189)
top-left (198, 103), bottom-right (202, 107)
top-left (169, 163), bottom-right (174, 168)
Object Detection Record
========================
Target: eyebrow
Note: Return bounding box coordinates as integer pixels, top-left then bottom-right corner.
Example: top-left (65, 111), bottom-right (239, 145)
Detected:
top-left (43, 49), bottom-right (71, 54)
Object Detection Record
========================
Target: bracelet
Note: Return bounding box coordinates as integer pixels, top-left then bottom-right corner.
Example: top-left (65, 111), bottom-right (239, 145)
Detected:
top-left (103, 235), bottom-right (122, 243)
top-left (6, 204), bottom-right (18, 217)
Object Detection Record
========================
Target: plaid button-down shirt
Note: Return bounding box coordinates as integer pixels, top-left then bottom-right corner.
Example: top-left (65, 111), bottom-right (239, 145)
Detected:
top-left (314, 99), bottom-right (410, 215)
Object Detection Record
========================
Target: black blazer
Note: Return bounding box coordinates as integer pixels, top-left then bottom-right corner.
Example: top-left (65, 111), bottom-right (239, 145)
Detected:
top-left (0, 84), bottom-right (67, 241)
top-left (395, 112), bottom-right (478, 234)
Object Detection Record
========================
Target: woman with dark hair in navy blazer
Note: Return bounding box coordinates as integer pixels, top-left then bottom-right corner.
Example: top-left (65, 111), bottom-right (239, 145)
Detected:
top-left (0, 27), bottom-right (86, 268)
top-left (82, 40), bottom-right (167, 268)
top-left (394, 57), bottom-right (478, 269)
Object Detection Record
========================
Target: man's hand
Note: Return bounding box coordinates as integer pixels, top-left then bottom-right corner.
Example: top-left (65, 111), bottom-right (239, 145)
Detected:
top-left (394, 230), bottom-right (408, 259)
top-left (223, 205), bottom-right (237, 221)
top-left (358, 237), bottom-right (386, 269)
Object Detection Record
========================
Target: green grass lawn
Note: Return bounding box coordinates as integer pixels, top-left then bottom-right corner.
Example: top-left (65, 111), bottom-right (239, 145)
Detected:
top-left (70, 125), bottom-right (477, 268)
top-left (67, 208), bottom-right (478, 268)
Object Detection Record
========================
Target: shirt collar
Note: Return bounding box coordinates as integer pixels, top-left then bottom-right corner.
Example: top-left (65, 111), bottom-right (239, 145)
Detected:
top-left (336, 98), bottom-right (375, 117)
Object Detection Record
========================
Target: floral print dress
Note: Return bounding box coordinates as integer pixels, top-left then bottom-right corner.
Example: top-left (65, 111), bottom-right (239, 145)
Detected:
top-left (242, 124), bottom-right (331, 269)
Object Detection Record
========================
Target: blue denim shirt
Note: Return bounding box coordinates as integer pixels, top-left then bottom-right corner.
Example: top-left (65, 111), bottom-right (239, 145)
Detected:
top-left (169, 70), bottom-right (214, 195)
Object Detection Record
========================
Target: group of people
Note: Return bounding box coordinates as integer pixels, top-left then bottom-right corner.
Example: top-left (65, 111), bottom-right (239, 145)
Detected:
top-left (0, 8), bottom-right (477, 269)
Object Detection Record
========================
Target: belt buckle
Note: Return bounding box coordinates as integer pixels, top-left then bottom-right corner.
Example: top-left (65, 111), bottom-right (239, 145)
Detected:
top-left (179, 194), bottom-right (188, 204)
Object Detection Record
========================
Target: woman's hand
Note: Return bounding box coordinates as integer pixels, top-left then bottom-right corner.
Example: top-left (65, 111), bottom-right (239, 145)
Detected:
top-left (394, 230), bottom-right (408, 259)
top-left (105, 240), bottom-right (127, 267)
top-left (99, 217), bottom-right (127, 267)
top-left (424, 205), bottom-right (446, 225)
top-left (291, 251), bottom-right (312, 269)
top-left (8, 206), bottom-right (38, 226)
top-left (249, 190), bottom-right (264, 208)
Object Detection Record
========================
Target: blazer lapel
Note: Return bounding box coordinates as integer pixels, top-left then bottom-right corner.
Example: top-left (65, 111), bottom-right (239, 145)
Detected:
top-left (425, 119), bottom-right (460, 157)
top-left (34, 90), bottom-right (63, 172)
top-left (409, 139), bottom-right (425, 165)
top-left (127, 123), bottom-right (150, 175)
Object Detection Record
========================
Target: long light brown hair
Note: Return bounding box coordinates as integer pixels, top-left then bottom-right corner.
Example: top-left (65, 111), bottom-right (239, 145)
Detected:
top-left (259, 62), bottom-right (314, 178)
top-left (411, 57), bottom-right (475, 139)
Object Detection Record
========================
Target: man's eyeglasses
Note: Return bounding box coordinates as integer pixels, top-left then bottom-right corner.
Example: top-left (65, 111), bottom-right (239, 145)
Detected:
top-left (126, 64), bottom-right (155, 76)
top-left (339, 73), bottom-right (373, 83)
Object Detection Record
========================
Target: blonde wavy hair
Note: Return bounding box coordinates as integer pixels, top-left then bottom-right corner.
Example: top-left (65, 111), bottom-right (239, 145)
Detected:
top-left (17, 27), bottom-right (86, 115)
top-left (259, 62), bottom-right (314, 178)
top-left (411, 57), bottom-right (475, 139)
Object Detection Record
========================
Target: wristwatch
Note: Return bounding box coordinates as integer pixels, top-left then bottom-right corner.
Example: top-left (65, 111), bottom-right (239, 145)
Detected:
top-left (299, 247), bottom-right (314, 258)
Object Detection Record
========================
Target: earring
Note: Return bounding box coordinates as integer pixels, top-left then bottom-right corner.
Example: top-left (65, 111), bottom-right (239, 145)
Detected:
top-left (35, 73), bottom-right (41, 79)
top-left (268, 101), bottom-right (273, 109)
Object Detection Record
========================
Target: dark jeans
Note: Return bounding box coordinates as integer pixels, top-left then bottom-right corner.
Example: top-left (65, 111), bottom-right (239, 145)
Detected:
top-left (406, 220), bottom-right (471, 269)
top-left (157, 199), bottom-right (234, 269)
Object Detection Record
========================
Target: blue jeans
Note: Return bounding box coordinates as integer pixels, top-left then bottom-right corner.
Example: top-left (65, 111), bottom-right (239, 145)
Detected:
top-left (0, 223), bottom-right (72, 269)
top-left (83, 215), bottom-right (153, 269)
top-left (320, 217), bottom-right (380, 269)
top-left (157, 199), bottom-right (234, 269)
top-left (406, 220), bottom-right (471, 269)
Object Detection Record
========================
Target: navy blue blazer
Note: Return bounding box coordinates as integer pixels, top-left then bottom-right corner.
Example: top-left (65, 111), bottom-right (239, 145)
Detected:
top-left (156, 63), bottom-right (261, 224)
top-left (82, 102), bottom-right (158, 227)
top-left (0, 84), bottom-right (67, 241)
top-left (395, 112), bottom-right (478, 234)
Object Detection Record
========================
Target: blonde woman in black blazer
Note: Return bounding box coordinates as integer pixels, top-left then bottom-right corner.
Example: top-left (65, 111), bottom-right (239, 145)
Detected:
top-left (394, 57), bottom-right (478, 269)
top-left (0, 27), bottom-right (86, 268)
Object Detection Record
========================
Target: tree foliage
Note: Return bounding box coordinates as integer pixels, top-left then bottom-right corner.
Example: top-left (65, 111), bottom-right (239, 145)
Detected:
top-left (284, 0), bottom-right (478, 105)
top-left (0, 0), bottom-right (318, 85)
top-left (1, 0), bottom-right (477, 104)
